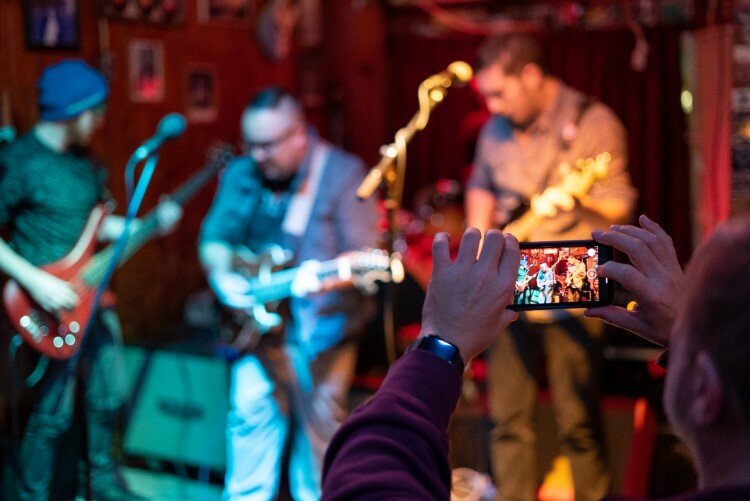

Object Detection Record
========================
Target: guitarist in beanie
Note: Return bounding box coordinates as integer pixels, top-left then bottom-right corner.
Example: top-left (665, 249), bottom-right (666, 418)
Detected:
top-left (0, 60), bottom-right (180, 500)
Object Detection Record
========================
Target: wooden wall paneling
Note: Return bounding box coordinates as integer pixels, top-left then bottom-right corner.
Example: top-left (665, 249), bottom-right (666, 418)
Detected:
top-left (1, 1), bottom-right (14, 127)
top-left (322, 0), bottom-right (388, 166)
top-left (1, 0), bottom-right (296, 342)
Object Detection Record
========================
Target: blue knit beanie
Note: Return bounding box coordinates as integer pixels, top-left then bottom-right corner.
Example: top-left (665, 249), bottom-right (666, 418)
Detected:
top-left (38, 60), bottom-right (109, 121)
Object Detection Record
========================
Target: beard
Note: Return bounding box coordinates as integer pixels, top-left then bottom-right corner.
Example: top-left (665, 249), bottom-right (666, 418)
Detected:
top-left (260, 164), bottom-right (294, 182)
top-left (260, 163), bottom-right (295, 192)
top-left (507, 111), bottom-right (538, 132)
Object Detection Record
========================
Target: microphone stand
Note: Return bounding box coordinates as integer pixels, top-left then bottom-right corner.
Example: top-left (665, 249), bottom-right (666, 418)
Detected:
top-left (357, 79), bottom-right (455, 365)
top-left (58, 148), bottom-right (161, 500)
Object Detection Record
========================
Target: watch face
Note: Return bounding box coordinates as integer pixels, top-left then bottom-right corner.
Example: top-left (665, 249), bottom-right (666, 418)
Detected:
top-left (412, 335), bottom-right (464, 374)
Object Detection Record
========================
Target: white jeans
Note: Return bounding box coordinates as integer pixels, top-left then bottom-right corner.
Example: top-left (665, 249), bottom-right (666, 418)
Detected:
top-left (224, 347), bottom-right (318, 500)
top-left (223, 342), bottom-right (354, 501)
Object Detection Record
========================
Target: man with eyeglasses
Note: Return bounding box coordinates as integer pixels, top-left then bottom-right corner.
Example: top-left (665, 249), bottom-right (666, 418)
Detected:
top-left (199, 87), bottom-right (378, 500)
top-left (0, 60), bottom-right (180, 500)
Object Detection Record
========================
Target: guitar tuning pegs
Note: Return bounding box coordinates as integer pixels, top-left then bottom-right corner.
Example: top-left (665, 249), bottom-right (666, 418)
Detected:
top-left (208, 141), bottom-right (236, 162)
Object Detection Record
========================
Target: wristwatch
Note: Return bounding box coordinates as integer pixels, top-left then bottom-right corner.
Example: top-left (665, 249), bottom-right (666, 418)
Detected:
top-left (407, 335), bottom-right (465, 375)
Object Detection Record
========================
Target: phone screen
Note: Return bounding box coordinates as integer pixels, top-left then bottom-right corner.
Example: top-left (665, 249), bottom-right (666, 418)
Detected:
top-left (508, 240), bottom-right (613, 311)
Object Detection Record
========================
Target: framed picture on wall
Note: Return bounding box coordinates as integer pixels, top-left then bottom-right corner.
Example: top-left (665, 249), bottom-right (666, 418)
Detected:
top-left (197, 0), bottom-right (256, 23)
top-left (100, 0), bottom-right (184, 25)
top-left (186, 65), bottom-right (218, 123)
top-left (128, 40), bottom-right (165, 103)
top-left (23, 0), bottom-right (80, 50)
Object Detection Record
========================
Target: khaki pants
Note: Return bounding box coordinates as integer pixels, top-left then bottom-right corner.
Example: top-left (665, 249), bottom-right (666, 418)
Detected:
top-left (488, 316), bottom-right (609, 501)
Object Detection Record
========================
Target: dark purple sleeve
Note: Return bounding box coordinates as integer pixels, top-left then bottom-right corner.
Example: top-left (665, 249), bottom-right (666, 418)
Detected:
top-left (321, 350), bottom-right (463, 501)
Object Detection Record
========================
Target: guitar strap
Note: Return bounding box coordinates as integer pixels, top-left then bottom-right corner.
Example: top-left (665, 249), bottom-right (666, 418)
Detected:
top-left (282, 141), bottom-right (330, 239)
top-left (536, 94), bottom-right (596, 196)
top-left (562, 95), bottom-right (595, 151)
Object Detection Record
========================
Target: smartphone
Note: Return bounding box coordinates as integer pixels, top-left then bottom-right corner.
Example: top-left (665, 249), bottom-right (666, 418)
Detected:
top-left (508, 240), bottom-right (613, 311)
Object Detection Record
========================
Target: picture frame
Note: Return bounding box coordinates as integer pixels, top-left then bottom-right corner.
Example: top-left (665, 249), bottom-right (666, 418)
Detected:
top-left (23, 0), bottom-right (80, 50)
top-left (128, 39), bottom-right (165, 103)
top-left (186, 65), bottom-right (218, 123)
top-left (197, 0), bottom-right (256, 24)
top-left (100, 0), bottom-right (184, 25)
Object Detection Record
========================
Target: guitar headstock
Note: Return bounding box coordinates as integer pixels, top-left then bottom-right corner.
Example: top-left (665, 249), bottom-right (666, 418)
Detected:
top-left (206, 142), bottom-right (236, 167)
top-left (341, 248), bottom-right (405, 292)
top-left (349, 248), bottom-right (390, 270)
top-left (584, 152), bottom-right (611, 179)
top-left (559, 152), bottom-right (611, 174)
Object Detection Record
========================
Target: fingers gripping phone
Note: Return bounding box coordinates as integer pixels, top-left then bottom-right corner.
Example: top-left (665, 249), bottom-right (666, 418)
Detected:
top-left (508, 240), bottom-right (613, 311)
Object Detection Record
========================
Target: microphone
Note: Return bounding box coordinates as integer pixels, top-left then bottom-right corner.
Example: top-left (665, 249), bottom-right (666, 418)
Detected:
top-left (134, 113), bottom-right (187, 160)
top-left (422, 61), bottom-right (473, 88)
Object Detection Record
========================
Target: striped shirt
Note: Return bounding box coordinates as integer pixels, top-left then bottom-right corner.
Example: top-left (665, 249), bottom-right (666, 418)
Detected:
top-left (0, 132), bottom-right (105, 266)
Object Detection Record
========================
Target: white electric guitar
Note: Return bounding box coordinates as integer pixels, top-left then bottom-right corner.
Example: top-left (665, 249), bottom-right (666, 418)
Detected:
top-left (503, 153), bottom-right (611, 240)
top-left (218, 246), bottom-right (400, 351)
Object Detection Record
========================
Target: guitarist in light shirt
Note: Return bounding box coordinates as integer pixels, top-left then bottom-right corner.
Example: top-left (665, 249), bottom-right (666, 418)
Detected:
top-left (465, 35), bottom-right (637, 501)
top-left (0, 60), bottom-right (180, 500)
top-left (566, 255), bottom-right (588, 302)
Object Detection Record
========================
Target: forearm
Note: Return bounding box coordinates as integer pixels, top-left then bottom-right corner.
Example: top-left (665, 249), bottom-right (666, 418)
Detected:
top-left (465, 188), bottom-right (495, 233)
top-left (0, 238), bottom-right (41, 285)
top-left (0, 236), bottom-right (79, 312)
top-left (322, 350), bottom-right (461, 500)
top-left (578, 194), bottom-right (632, 224)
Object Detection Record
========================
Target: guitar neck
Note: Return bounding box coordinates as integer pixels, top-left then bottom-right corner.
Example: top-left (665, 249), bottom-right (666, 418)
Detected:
top-left (170, 160), bottom-right (224, 206)
top-left (79, 153), bottom-right (229, 287)
top-left (246, 259), bottom-right (342, 304)
top-left (503, 154), bottom-right (609, 240)
top-left (83, 212), bottom-right (162, 285)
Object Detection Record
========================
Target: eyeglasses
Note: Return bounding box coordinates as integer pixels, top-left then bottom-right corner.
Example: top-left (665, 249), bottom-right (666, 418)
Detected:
top-left (243, 124), bottom-right (300, 158)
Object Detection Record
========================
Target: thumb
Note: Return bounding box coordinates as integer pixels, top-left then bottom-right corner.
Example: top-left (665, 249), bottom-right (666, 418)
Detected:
top-left (585, 306), bottom-right (633, 331)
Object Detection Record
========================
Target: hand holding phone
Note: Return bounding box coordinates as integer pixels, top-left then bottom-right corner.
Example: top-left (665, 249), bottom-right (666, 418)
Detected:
top-left (584, 215), bottom-right (684, 346)
top-left (508, 240), bottom-right (613, 311)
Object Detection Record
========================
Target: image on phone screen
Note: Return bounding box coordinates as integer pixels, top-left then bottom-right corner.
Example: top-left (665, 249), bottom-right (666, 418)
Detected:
top-left (508, 240), bottom-right (613, 311)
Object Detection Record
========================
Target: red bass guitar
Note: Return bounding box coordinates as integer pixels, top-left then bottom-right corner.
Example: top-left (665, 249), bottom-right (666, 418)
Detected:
top-left (2, 145), bottom-right (233, 359)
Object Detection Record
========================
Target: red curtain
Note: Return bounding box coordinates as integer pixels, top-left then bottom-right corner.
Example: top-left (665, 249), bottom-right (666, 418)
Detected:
top-left (388, 27), bottom-right (693, 261)
top-left (691, 26), bottom-right (732, 239)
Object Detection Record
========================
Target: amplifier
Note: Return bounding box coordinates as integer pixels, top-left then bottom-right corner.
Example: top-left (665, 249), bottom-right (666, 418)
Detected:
top-left (122, 346), bottom-right (229, 472)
